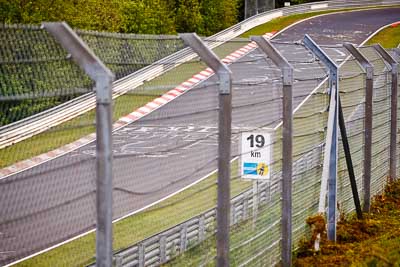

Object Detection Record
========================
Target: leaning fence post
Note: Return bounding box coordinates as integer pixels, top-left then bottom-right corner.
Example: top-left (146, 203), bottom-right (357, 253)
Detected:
top-left (251, 36), bottom-right (293, 267)
top-left (303, 34), bottom-right (339, 241)
top-left (373, 44), bottom-right (398, 181)
top-left (180, 33), bottom-right (232, 267)
top-left (43, 22), bottom-right (115, 267)
top-left (343, 43), bottom-right (374, 212)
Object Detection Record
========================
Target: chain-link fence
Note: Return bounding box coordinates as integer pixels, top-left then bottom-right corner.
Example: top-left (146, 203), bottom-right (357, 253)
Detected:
top-left (0, 20), bottom-right (399, 267)
top-left (0, 24), bottom-right (187, 266)
top-left (0, 24), bottom-right (185, 126)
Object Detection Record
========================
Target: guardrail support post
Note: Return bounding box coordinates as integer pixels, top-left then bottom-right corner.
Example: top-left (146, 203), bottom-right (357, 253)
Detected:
top-left (373, 44), bottom-right (399, 181)
top-left (303, 34), bottom-right (339, 241)
top-left (138, 243), bottom-right (145, 267)
top-left (180, 223), bottom-right (188, 252)
top-left (251, 36), bottom-right (293, 267)
top-left (113, 255), bottom-right (122, 267)
top-left (180, 33), bottom-right (232, 267)
top-left (43, 22), bottom-right (115, 267)
top-left (199, 215), bottom-right (206, 241)
top-left (160, 235), bottom-right (167, 263)
top-left (343, 43), bottom-right (374, 212)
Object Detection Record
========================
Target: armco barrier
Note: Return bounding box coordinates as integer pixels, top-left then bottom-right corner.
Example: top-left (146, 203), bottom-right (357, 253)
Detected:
top-left (1, 0), bottom-right (400, 149)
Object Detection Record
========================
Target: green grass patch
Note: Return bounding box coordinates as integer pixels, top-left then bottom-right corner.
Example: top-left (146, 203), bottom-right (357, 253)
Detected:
top-left (366, 23), bottom-right (400, 48)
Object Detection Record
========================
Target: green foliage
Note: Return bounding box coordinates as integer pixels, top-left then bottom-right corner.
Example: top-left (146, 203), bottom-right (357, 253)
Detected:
top-left (175, 0), bottom-right (203, 33)
top-left (120, 0), bottom-right (176, 34)
top-left (200, 0), bottom-right (238, 36)
top-left (0, 0), bottom-right (123, 32)
top-left (0, 0), bottom-right (240, 36)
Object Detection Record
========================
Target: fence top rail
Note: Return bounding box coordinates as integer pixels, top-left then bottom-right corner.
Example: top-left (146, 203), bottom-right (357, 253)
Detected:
top-left (373, 44), bottom-right (399, 66)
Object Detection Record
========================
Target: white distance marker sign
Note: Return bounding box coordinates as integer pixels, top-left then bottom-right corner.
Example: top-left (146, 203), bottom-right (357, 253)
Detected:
top-left (240, 131), bottom-right (272, 180)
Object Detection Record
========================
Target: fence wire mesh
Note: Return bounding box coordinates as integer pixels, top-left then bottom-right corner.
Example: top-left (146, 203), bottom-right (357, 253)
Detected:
top-left (397, 47), bottom-right (400, 178)
top-left (337, 53), bottom-right (366, 214)
top-left (76, 30), bottom-right (185, 81)
top-left (0, 24), bottom-right (93, 126)
top-left (359, 46), bottom-right (392, 198)
top-left (0, 25), bottom-right (98, 266)
top-left (227, 43), bottom-right (283, 267)
top-left (111, 55), bottom-right (220, 267)
top-left (280, 42), bottom-right (329, 250)
top-left (1, 22), bottom-right (399, 267)
top-left (0, 24), bottom-right (185, 266)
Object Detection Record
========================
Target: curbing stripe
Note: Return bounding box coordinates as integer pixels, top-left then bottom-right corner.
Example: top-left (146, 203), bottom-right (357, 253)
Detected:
top-left (182, 81), bottom-right (194, 87)
top-left (153, 98), bottom-right (168, 104)
top-left (200, 70), bottom-right (213, 76)
top-left (194, 74), bottom-right (207, 80)
top-left (131, 112), bottom-right (144, 118)
top-left (116, 117), bottom-right (131, 123)
top-left (137, 107), bottom-right (150, 114)
top-left (146, 102), bottom-right (159, 109)
top-left (391, 22), bottom-right (400, 27)
top-left (174, 86), bottom-right (187, 91)
top-left (126, 114), bottom-right (138, 120)
top-left (162, 94), bottom-right (175, 100)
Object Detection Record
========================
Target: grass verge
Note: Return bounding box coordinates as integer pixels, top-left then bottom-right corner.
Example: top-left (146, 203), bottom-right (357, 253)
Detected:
top-left (366, 23), bottom-right (400, 47)
top-left (294, 179), bottom-right (400, 266)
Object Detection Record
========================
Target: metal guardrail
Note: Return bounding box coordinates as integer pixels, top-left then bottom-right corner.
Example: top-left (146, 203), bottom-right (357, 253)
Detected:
top-left (1, 0), bottom-right (400, 149)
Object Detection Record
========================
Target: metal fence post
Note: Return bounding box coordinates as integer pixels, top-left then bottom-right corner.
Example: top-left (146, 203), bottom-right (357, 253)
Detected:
top-left (251, 36), bottom-right (293, 267)
top-left (180, 33), bottom-right (232, 267)
top-left (43, 22), bottom-right (115, 267)
top-left (303, 34), bottom-right (339, 241)
top-left (373, 44), bottom-right (399, 181)
top-left (343, 43), bottom-right (374, 212)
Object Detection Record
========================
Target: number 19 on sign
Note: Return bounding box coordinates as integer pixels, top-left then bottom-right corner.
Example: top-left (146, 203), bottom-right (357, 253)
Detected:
top-left (240, 131), bottom-right (272, 180)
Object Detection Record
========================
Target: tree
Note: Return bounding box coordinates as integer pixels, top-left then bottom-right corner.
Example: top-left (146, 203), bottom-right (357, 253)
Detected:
top-left (200, 0), bottom-right (238, 36)
top-left (0, 0), bottom-right (123, 32)
top-left (121, 0), bottom-right (176, 34)
top-left (175, 0), bottom-right (203, 33)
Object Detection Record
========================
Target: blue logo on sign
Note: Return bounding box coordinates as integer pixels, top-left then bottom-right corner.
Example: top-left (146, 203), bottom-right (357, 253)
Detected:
top-left (243, 162), bottom-right (257, 175)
